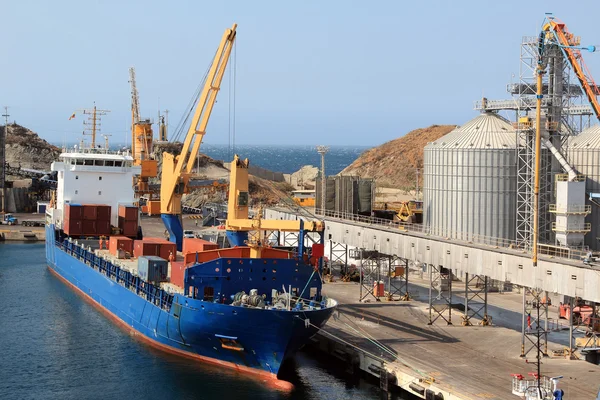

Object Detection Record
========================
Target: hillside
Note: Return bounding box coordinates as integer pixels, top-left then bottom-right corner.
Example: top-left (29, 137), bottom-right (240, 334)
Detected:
top-left (340, 124), bottom-right (456, 189)
top-left (4, 123), bottom-right (61, 172)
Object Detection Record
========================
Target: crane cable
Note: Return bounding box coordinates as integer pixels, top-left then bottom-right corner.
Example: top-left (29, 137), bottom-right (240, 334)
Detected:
top-left (170, 53), bottom-right (216, 143)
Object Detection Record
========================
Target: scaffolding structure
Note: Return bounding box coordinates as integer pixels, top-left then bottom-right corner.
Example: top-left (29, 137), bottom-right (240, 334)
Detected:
top-left (428, 265), bottom-right (453, 325)
top-left (462, 273), bottom-right (491, 326)
top-left (520, 287), bottom-right (549, 358)
top-left (358, 250), bottom-right (409, 302)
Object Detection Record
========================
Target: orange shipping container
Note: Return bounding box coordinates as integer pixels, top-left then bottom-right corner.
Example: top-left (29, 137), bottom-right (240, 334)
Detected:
top-left (109, 236), bottom-right (134, 256)
top-left (118, 205), bottom-right (138, 221)
top-left (133, 240), bottom-right (161, 258)
top-left (170, 261), bottom-right (186, 288)
top-left (144, 237), bottom-right (177, 260)
top-left (147, 200), bottom-right (161, 216)
top-left (183, 238), bottom-right (218, 255)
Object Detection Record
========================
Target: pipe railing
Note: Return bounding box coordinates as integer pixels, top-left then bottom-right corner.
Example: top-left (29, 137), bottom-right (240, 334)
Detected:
top-left (307, 208), bottom-right (591, 263)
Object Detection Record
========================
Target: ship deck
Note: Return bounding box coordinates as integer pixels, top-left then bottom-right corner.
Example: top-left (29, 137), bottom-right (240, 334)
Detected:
top-left (94, 249), bottom-right (185, 295)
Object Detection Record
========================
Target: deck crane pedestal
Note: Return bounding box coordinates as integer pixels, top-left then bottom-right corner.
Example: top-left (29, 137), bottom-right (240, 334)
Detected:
top-left (160, 24), bottom-right (237, 250)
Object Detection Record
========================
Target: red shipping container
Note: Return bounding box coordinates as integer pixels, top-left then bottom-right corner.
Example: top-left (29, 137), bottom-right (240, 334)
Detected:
top-left (82, 220), bottom-right (97, 235)
top-left (170, 261), bottom-right (186, 288)
top-left (118, 205), bottom-right (138, 221)
top-left (82, 205), bottom-right (98, 220)
top-left (64, 220), bottom-right (83, 236)
top-left (122, 220), bottom-right (138, 237)
top-left (143, 237), bottom-right (177, 261)
top-left (133, 240), bottom-right (161, 258)
top-left (183, 238), bottom-right (218, 255)
top-left (159, 242), bottom-right (177, 261)
top-left (65, 203), bottom-right (83, 220)
top-left (109, 236), bottom-right (134, 256)
top-left (96, 205), bottom-right (111, 221)
top-left (96, 220), bottom-right (111, 236)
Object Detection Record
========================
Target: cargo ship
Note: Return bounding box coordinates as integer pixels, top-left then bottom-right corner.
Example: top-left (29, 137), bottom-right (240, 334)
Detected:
top-left (44, 144), bottom-right (337, 388)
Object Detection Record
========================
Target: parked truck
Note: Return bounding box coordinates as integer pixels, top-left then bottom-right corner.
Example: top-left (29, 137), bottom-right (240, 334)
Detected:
top-left (21, 219), bottom-right (45, 227)
top-left (1, 214), bottom-right (18, 225)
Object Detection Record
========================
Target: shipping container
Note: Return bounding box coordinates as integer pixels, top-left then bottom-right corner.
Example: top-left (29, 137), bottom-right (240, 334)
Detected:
top-left (64, 219), bottom-right (83, 236)
top-left (118, 205), bottom-right (138, 221)
top-left (138, 256), bottom-right (168, 283)
top-left (147, 200), bottom-right (161, 216)
top-left (133, 240), bottom-right (161, 258)
top-left (119, 217), bottom-right (138, 237)
top-left (96, 220), bottom-right (111, 235)
top-left (82, 220), bottom-right (97, 235)
top-left (82, 205), bottom-right (98, 220)
top-left (170, 261), bottom-right (186, 288)
top-left (65, 203), bottom-right (84, 220)
top-left (109, 235), bottom-right (134, 256)
top-left (143, 237), bottom-right (177, 260)
top-left (183, 238), bottom-right (219, 255)
top-left (96, 205), bottom-right (111, 221)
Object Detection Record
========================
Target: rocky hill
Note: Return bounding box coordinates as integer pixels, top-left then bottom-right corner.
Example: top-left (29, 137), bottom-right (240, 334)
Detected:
top-left (340, 124), bottom-right (456, 190)
top-left (4, 123), bottom-right (61, 172)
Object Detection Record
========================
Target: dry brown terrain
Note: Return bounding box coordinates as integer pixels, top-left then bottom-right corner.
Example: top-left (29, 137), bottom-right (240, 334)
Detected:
top-left (340, 124), bottom-right (455, 190)
top-left (3, 124), bottom-right (60, 173)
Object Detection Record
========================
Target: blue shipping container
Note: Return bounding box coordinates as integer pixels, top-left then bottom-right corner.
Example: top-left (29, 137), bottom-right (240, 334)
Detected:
top-left (138, 255), bottom-right (168, 283)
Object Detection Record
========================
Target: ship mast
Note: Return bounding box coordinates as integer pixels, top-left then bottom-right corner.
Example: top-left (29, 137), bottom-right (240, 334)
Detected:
top-left (82, 104), bottom-right (109, 149)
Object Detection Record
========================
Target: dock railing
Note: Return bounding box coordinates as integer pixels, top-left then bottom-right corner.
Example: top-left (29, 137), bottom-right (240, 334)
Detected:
top-left (311, 208), bottom-right (591, 264)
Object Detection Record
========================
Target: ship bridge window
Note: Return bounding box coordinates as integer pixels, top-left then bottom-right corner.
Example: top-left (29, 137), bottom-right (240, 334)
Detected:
top-left (76, 159), bottom-right (84, 165)
top-left (105, 160), bottom-right (114, 167)
top-left (114, 161), bottom-right (122, 167)
top-left (94, 160), bottom-right (104, 166)
top-left (84, 159), bottom-right (93, 166)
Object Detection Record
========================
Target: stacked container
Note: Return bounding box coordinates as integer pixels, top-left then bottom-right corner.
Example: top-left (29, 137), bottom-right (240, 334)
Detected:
top-left (118, 205), bottom-right (139, 237)
top-left (63, 203), bottom-right (83, 236)
top-left (138, 256), bottom-right (168, 284)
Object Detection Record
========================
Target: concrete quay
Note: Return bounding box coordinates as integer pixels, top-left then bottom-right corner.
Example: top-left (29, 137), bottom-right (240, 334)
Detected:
top-left (315, 279), bottom-right (600, 400)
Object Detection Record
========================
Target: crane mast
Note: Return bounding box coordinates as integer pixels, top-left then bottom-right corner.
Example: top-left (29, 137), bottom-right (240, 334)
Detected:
top-left (160, 24), bottom-right (237, 250)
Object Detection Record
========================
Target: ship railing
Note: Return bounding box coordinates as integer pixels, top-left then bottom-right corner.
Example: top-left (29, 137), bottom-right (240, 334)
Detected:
top-left (56, 240), bottom-right (174, 312)
top-left (312, 208), bottom-right (591, 263)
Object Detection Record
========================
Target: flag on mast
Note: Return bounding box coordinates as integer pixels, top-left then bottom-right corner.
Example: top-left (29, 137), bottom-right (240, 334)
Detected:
top-left (68, 112), bottom-right (76, 120)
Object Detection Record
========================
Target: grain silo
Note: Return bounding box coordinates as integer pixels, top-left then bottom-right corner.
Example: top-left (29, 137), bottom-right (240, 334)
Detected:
top-left (423, 112), bottom-right (517, 243)
top-left (567, 124), bottom-right (600, 251)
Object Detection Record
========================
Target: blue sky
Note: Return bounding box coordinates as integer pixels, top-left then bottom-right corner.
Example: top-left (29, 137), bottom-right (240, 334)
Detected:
top-left (2, 1), bottom-right (599, 146)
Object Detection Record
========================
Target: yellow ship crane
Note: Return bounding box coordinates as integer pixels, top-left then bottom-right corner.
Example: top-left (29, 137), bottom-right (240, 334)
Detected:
top-left (160, 24), bottom-right (237, 250)
top-left (225, 155), bottom-right (324, 258)
top-left (129, 67), bottom-right (158, 196)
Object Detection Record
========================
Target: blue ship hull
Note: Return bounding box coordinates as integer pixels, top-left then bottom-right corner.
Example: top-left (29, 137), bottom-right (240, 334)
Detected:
top-left (45, 225), bottom-right (336, 386)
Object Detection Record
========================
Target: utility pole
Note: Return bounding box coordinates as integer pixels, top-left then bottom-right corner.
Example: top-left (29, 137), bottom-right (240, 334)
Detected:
top-left (1, 106), bottom-right (9, 214)
top-left (316, 145), bottom-right (329, 212)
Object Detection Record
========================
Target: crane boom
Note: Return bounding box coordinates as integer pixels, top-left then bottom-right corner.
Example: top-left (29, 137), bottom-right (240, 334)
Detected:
top-left (544, 18), bottom-right (600, 121)
top-left (161, 24), bottom-right (237, 250)
top-left (129, 67), bottom-right (141, 124)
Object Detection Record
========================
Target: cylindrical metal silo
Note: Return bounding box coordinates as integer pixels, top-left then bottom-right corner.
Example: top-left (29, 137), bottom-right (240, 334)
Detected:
top-left (423, 112), bottom-right (517, 243)
top-left (567, 124), bottom-right (600, 251)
